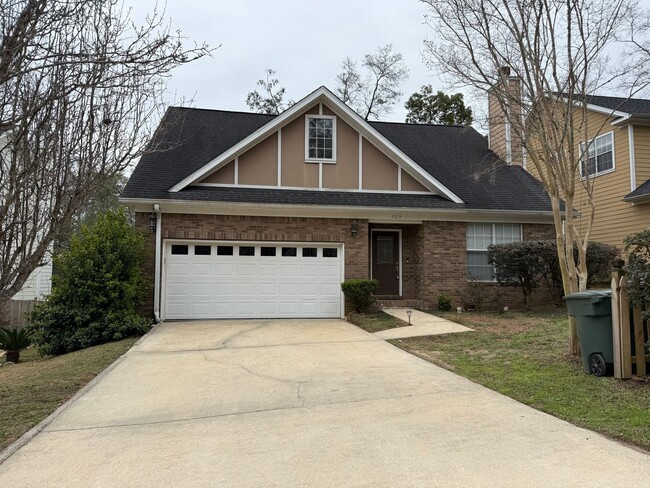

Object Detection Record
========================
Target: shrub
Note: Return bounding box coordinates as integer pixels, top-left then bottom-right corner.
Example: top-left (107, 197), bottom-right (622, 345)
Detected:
top-left (437, 294), bottom-right (452, 311)
top-left (541, 240), bottom-right (620, 299)
top-left (456, 279), bottom-right (490, 312)
top-left (624, 228), bottom-right (650, 319)
top-left (341, 279), bottom-right (378, 313)
top-left (29, 209), bottom-right (151, 356)
top-left (0, 327), bottom-right (33, 363)
top-left (488, 241), bottom-right (548, 310)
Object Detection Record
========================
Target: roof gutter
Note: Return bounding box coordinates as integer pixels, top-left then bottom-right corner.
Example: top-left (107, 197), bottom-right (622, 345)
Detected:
top-left (153, 203), bottom-right (162, 323)
top-left (120, 197), bottom-right (559, 224)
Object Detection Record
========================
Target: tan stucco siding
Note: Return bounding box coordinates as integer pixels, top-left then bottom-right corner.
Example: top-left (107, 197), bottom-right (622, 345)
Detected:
top-left (322, 115), bottom-right (359, 189)
top-left (362, 138), bottom-right (398, 190)
top-left (281, 114), bottom-right (319, 188)
top-left (202, 160), bottom-right (235, 184)
top-left (401, 170), bottom-right (428, 192)
top-left (633, 125), bottom-right (650, 187)
top-left (238, 133), bottom-right (278, 186)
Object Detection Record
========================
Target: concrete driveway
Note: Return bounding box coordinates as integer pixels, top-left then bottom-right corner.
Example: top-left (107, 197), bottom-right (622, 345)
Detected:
top-left (0, 319), bottom-right (648, 487)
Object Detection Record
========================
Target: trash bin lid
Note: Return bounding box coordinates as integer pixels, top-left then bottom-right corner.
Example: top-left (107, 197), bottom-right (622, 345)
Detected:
top-left (563, 289), bottom-right (612, 302)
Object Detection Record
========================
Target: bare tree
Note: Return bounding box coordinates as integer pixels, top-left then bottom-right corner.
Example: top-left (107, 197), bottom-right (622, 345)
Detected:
top-left (422, 0), bottom-right (650, 353)
top-left (335, 44), bottom-right (409, 120)
top-left (0, 0), bottom-right (212, 309)
top-left (246, 69), bottom-right (294, 115)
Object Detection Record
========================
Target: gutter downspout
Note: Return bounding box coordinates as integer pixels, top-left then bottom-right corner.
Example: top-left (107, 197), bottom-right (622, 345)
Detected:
top-left (153, 203), bottom-right (162, 323)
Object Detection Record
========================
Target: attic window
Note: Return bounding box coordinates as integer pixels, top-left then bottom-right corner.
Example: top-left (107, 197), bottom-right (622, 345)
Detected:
top-left (305, 115), bottom-right (336, 162)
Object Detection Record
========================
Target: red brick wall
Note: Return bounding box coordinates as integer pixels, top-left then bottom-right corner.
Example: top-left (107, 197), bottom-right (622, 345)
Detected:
top-left (136, 212), bottom-right (557, 316)
top-left (413, 221), bottom-right (556, 311)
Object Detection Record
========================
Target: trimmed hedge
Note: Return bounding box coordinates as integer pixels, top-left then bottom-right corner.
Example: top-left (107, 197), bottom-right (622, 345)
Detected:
top-left (341, 279), bottom-right (378, 313)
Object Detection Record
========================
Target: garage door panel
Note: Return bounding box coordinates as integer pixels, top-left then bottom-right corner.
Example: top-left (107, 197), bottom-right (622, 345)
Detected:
top-left (215, 263), bottom-right (236, 276)
top-left (258, 283), bottom-right (277, 296)
top-left (300, 283), bottom-right (319, 296)
top-left (190, 282), bottom-right (212, 296)
top-left (236, 263), bottom-right (258, 276)
top-left (278, 283), bottom-right (298, 295)
top-left (164, 242), bottom-right (342, 319)
top-left (236, 283), bottom-right (258, 296)
top-left (279, 264), bottom-right (298, 276)
top-left (321, 283), bottom-right (340, 297)
top-left (214, 283), bottom-right (234, 296)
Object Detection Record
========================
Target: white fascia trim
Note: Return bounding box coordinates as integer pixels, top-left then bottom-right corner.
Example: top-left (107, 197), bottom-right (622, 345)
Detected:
top-left (119, 197), bottom-right (556, 224)
top-left (168, 86), bottom-right (465, 204)
top-left (192, 182), bottom-right (431, 194)
top-left (563, 96), bottom-right (630, 120)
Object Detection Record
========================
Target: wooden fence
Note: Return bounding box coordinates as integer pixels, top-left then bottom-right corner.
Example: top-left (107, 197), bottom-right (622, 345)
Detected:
top-left (0, 300), bottom-right (35, 329)
top-left (611, 267), bottom-right (649, 379)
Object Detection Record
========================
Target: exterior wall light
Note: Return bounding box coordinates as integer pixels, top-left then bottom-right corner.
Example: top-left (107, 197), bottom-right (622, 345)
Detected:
top-left (351, 220), bottom-right (359, 237)
top-left (149, 211), bottom-right (157, 233)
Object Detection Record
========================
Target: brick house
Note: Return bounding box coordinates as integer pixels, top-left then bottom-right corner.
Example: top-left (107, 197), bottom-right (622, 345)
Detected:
top-left (121, 86), bottom-right (556, 321)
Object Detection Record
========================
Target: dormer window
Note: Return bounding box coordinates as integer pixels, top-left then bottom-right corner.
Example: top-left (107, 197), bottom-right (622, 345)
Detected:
top-left (305, 115), bottom-right (336, 162)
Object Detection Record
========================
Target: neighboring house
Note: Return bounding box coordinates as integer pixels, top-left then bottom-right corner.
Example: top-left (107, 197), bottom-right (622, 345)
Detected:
top-left (11, 260), bottom-right (52, 301)
top-left (0, 129), bottom-right (52, 302)
top-left (121, 86), bottom-right (555, 320)
top-left (488, 77), bottom-right (650, 250)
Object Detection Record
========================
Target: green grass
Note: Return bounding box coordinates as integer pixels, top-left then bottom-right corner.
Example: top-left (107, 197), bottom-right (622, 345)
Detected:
top-left (393, 311), bottom-right (650, 451)
top-left (0, 338), bottom-right (138, 451)
top-left (347, 310), bottom-right (409, 333)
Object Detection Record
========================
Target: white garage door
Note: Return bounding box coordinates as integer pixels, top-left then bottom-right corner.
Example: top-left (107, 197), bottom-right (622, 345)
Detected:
top-left (163, 241), bottom-right (344, 319)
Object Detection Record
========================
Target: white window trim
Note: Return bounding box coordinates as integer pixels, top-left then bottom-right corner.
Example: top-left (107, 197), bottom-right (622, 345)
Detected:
top-left (466, 223), bottom-right (523, 282)
top-left (305, 114), bottom-right (337, 163)
top-left (579, 130), bottom-right (615, 179)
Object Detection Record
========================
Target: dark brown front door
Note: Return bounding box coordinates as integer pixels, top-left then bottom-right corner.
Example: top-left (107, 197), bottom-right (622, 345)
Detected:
top-left (372, 231), bottom-right (400, 295)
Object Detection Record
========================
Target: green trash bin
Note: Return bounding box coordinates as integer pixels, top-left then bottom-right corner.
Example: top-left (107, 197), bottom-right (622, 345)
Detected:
top-left (564, 290), bottom-right (614, 376)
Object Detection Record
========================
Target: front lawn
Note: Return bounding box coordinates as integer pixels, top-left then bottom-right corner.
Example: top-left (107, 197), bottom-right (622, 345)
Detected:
top-left (394, 311), bottom-right (650, 451)
top-left (0, 338), bottom-right (138, 452)
top-left (347, 311), bottom-right (409, 333)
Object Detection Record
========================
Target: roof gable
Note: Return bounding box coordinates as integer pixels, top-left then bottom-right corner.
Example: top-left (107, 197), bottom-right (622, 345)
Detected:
top-left (169, 86), bottom-right (464, 203)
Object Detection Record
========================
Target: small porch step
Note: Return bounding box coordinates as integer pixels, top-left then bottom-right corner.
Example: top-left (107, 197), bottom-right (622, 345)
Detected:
top-left (375, 298), bottom-right (424, 309)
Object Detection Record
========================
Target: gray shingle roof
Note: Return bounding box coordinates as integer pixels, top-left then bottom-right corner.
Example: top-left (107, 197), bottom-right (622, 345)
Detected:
top-left (122, 107), bottom-right (554, 213)
top-left (580, 94), bottom-right (650, 115)
top-left (624, 178), bottom-right (650, 201)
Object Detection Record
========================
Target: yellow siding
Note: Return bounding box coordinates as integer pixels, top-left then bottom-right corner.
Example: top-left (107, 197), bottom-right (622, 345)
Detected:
top-left (633, 125), bottom-right (650, 187)
top-left (526, 109), bottom-right (649, 249)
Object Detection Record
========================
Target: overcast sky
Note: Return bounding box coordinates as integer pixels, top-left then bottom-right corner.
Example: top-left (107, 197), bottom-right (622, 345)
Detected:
top-left (131, 0), bottom-right (446, 122)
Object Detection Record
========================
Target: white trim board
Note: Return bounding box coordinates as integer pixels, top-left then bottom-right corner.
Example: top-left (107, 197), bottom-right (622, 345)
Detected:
top-left (120, 197), bottom-right (558, 224)
top-left (168, 86), bottom-right (464, 204)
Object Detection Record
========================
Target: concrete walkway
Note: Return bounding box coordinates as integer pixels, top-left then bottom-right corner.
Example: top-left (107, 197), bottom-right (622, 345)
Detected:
top-left (376, 307), bottom-right (473, 339)
top-left (0, 319), bottom-right (648, 487)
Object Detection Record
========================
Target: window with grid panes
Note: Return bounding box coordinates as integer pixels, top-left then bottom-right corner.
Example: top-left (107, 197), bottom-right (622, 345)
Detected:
top-left (466, 223), bottom-right (522, 280)
top-left (580, 132), bottom-right (614, 177)
top-left (306, 116), bottom-right (335, 161)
